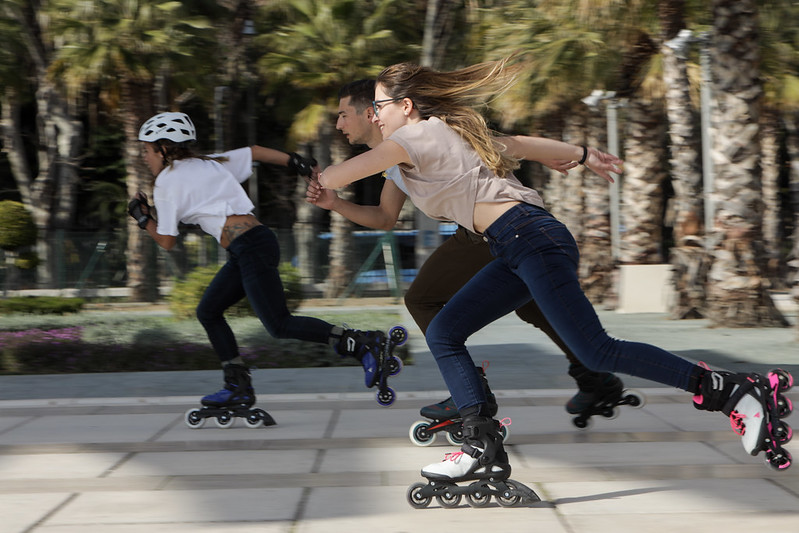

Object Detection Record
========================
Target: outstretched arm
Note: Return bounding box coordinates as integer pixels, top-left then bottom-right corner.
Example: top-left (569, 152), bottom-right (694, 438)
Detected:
top-left (319, 140), bottom-right (410, 189)
top-left (306, 177), bottom-right (406, 231)
top-left (498, 136), bottom-right (623, 183)
top-left (250, 146), bottom-right (320, 178)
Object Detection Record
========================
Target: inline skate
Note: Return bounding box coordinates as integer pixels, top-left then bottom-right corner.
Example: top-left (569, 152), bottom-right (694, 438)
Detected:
top-left (407, 414), bottom-right (540, 509)
top-left (335, 325), bottom-right (407, 406)
top-left (566, 363), bottom-right (645, 429)
top-left (409, 365), bottom-right (509, 446)
top-left (184, 363), bottom-right (276, 429)
top-left (693, 363), bottom-right (794, 471)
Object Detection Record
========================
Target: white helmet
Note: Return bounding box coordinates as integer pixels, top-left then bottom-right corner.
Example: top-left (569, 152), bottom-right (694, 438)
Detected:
top-left (138, 112), bottom-right (196, 143)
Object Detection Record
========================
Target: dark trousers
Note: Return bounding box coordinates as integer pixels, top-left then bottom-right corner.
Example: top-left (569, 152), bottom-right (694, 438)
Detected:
top-left (404, 225), bottom-right (580, 366)
top-left (426, 205), bottom-right (696, 412)
top-left (196, 225), bottom-right (333, 362)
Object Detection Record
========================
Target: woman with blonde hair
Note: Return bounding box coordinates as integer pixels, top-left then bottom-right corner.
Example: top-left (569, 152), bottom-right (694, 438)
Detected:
top-left (318, 57), bottom-right (793, 505)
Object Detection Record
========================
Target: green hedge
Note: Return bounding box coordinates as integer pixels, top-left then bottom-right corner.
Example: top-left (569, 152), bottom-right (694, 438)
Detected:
top-left (0, 296), bottom-right (85, 315)
top-left (168, 262), bottom-right (303, 320)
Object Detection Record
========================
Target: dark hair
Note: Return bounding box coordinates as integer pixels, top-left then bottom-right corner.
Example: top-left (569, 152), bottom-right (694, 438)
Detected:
top-left (338, 79), bottom-right (376, 113)
top-left (154, 140), bottom-right (228, 168)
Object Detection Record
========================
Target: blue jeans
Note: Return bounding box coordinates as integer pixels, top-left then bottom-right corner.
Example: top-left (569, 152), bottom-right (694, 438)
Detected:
top-left (425, 203), bottom-right (697, 413)
top-left (197, 225), bottom-right (333, 362)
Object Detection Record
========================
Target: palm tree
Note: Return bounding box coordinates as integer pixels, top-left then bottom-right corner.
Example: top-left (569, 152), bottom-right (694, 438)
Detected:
top-left (704, 0), bottom-right (788, 326)
top-left (47, 0), bottom-right (216, 301)
top-left (256, 0), bottom-right (421, 297)
top-left (0, 0), bottom-right (85, 289)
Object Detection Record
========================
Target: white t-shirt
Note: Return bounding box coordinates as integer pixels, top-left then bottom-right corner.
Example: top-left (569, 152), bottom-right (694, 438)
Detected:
top-left (153, 147), bottom-right (254, 243)
top-left (383, 165), bottom-right (408, 194)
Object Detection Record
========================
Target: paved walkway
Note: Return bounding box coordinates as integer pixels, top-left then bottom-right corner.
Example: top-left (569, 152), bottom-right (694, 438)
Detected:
top-left (0, 305), bottom-right (798, 532)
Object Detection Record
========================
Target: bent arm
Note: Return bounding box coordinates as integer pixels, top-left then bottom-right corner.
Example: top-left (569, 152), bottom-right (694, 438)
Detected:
top-left (140, 219), bottom-right (178, 250)
top-left (331, 180), bottom-right (407, 230)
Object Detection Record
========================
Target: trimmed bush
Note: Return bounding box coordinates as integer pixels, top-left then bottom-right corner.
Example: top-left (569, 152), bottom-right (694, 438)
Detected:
top-left (0, 296), bottom-right (85, 315)
top-left (0, 201), bottom-right (36, 251)
top-left (168, 262), bottom-right (303, 320)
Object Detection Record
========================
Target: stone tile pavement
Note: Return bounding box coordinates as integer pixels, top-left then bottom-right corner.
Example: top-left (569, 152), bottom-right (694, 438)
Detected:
top-left (1, 306), bottom-right (798, 532)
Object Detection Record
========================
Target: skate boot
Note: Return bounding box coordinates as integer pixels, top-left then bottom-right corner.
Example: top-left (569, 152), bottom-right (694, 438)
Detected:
top-left (411, 365), bottom-right (505, 446)
top-left (566, 363), bottom-right (645, 429)
top-left (184, 364), bottom-right (276, 429)
top-left (693, 363), bottom-right (794, 470)
top-left (334, 326), bottom-right (407, 406)
top-left (335, 328), bottom-right (385, 387)
top-left (407, 414), bottom-right (540, 508)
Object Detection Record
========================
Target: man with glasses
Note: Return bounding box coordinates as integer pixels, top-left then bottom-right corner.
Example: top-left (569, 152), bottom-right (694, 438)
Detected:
top-left (309, 79), bottom-right (632, 433)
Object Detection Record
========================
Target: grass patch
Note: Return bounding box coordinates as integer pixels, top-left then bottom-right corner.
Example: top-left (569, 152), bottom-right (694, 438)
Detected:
top-left (0, 306), bottom-right (410, 375)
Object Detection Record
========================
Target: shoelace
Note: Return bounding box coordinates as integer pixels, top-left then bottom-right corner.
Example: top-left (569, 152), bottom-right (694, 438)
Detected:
top-left (730, 411), bottom-right (746, 436)
top-left (443, 451), bottom-right (465, 462)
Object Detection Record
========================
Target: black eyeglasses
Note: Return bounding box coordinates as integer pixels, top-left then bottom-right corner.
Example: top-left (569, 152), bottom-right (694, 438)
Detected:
top-left (372, 97), bottom-right (403, 117)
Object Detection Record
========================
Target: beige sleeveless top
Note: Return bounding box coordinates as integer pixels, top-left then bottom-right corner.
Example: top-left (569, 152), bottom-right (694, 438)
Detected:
top-left (388, 117), bottom-right (544, 233)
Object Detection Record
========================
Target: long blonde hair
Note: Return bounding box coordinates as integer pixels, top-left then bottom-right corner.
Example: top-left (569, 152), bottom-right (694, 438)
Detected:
top-left (376, 56), bottom-right (521, 176)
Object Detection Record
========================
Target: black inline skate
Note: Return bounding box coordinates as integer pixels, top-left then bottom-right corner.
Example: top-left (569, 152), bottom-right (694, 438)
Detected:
top-left (693, 363), bottom-right (794, 471)
top-left (407, 414), bottom-right (540, 509)
top-left (184, 363), bottom-right (276, 429)
top-left (566, 363), bottom-right (645, 429)
top-left (335, 325), bottom-right (407, 406)
top-left (409, 365), bottom-right (509, 446)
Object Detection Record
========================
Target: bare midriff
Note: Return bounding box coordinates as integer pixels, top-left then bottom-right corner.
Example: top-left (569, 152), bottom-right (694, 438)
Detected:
top-left (472, 201), bottom-right (521, 234)
top-left (220, 214), bottom-right (262, 249)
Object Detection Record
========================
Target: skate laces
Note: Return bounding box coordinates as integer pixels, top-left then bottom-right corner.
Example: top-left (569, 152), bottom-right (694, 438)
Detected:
top-left (730, 411), bottom-right (747, 435)
top-left (443, 451), bottom-right (466, 462)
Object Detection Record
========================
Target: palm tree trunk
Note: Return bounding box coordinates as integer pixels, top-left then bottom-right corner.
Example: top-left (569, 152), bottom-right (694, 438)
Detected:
top-left (783, 112), bottom-right (799, 335)
top-left (705, 0), bottom-right (787, 326)
top-left (619, 98), bottom-right (668, 264)
top-left (121, 80), bottom-right (158, 302)
top-left (322, 119), bottom-right (354, 298)
top-left (660, 21), bottom-right (708, 318)
top-left (760, 108), bottom-right (784, 285)
top-left (578, 108), bottom-right (615, 305)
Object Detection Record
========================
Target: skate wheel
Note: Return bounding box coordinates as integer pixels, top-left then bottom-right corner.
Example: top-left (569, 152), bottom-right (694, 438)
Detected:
top-left (388, 356), bottom-right (403, 376)
top-left (624, 389), bottom-right (646, 408)
top-left (445, 429), bottom-right (465, 447)
top-left (769, 369), bottom-right (794, 392)
top-left (773, 421), bottom-right (793, 445)
top-left (376, 387), bottom-right (396, 407)
top-left (776, 396), bottom-right (793, 419)
top-left (244, 410), bottom-right (265, 429)
top-left (407, 482), bottom-right (432, 509)
top-left (572, 416), bottom-right (592, 430)
top-left (214, 412), bottom-right (235, 429)
top-left (409, 421), bottom-right (436, 446)
top-left (437, 491), bottom-right (462, 508)
top-left (466, 482), bottom-right (492, 507)
top-left (602, 407), bottom-right (620, 420)
top-left (184, 408), bottom-right (206, 429)
top-left (766, 448), bottom-right (792, 471)
top-left (496, 480), bottom-right (522, 507)
top-left (389, 325), bottom-right (408, 346)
